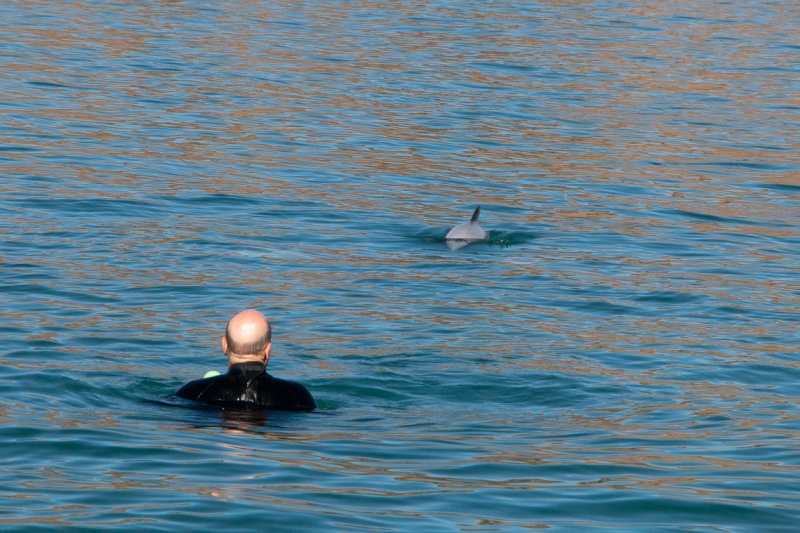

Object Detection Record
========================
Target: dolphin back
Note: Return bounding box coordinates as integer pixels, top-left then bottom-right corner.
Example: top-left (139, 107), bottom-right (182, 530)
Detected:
top-left (446, 205), bottom-right (487, 242)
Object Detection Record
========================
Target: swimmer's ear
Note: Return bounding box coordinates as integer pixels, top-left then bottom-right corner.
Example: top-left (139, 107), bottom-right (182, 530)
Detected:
top-left (221, 336), bottom-right (229, 355)
top-left (263, 342), bottom-right (272, 363)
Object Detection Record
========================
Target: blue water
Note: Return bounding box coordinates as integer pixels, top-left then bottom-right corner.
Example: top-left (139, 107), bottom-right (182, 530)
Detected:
top-left (1, 0), bottom-right (799, 530)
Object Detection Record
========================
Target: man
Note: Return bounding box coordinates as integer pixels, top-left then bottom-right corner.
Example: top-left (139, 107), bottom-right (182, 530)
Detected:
top-left (176, 309), bottom-right (316, 411)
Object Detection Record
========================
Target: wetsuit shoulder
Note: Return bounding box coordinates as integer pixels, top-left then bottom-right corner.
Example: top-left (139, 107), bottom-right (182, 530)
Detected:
top-left (176, 374), bottom-right (232, 402)
top-left (255, 374), bottom-right (317, 411)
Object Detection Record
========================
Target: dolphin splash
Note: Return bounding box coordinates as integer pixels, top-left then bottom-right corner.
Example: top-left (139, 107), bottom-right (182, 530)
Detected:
top-left (445, 206), bottom-right (487, 250)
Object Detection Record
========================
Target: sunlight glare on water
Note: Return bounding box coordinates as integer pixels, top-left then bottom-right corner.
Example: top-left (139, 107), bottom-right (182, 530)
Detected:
top-left (1, 0), bottom-right (799, 530)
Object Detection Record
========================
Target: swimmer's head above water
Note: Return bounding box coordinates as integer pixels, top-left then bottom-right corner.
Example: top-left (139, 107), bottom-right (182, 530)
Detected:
top-left (222, 309), bottom-right (273, 367)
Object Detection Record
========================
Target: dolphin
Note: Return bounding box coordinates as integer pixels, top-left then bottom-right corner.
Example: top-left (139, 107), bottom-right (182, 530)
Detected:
top-left (445, 206), bottom-right (486, 250)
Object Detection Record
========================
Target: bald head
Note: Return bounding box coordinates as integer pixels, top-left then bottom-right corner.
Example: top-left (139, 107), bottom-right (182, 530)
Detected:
top-left (222, 309), bottom-right (272, 364)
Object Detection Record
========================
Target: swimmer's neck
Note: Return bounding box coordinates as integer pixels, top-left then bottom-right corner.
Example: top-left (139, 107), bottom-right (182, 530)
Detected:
top-left (227, 353), bottom-right (269, 367)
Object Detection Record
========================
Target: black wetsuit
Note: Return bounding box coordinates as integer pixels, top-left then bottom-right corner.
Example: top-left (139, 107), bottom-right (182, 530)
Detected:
top-left (176, 362), bottom-right (316, 411)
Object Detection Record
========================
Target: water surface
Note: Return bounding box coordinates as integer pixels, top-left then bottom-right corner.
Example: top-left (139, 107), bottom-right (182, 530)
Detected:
top-left (1, 0), bottom-right (799, 530)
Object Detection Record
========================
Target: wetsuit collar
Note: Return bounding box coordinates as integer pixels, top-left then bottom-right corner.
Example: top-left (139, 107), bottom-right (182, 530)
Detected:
top-left (230, 361), bottom-right (267, 375)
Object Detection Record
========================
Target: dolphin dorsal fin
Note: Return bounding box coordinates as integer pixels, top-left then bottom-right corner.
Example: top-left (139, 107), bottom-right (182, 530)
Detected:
top-left (470, 205), bottom-right (481, 224)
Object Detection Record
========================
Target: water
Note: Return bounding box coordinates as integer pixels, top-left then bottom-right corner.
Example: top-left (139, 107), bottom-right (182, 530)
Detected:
top-left (1, 0), bottom-right (799, 530)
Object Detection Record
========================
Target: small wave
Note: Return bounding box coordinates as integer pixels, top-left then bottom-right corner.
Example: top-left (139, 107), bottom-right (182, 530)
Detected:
top-left (486, 230), bottom-right (537, 248)
top-left (762, 183), bottom-right (800, 193)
